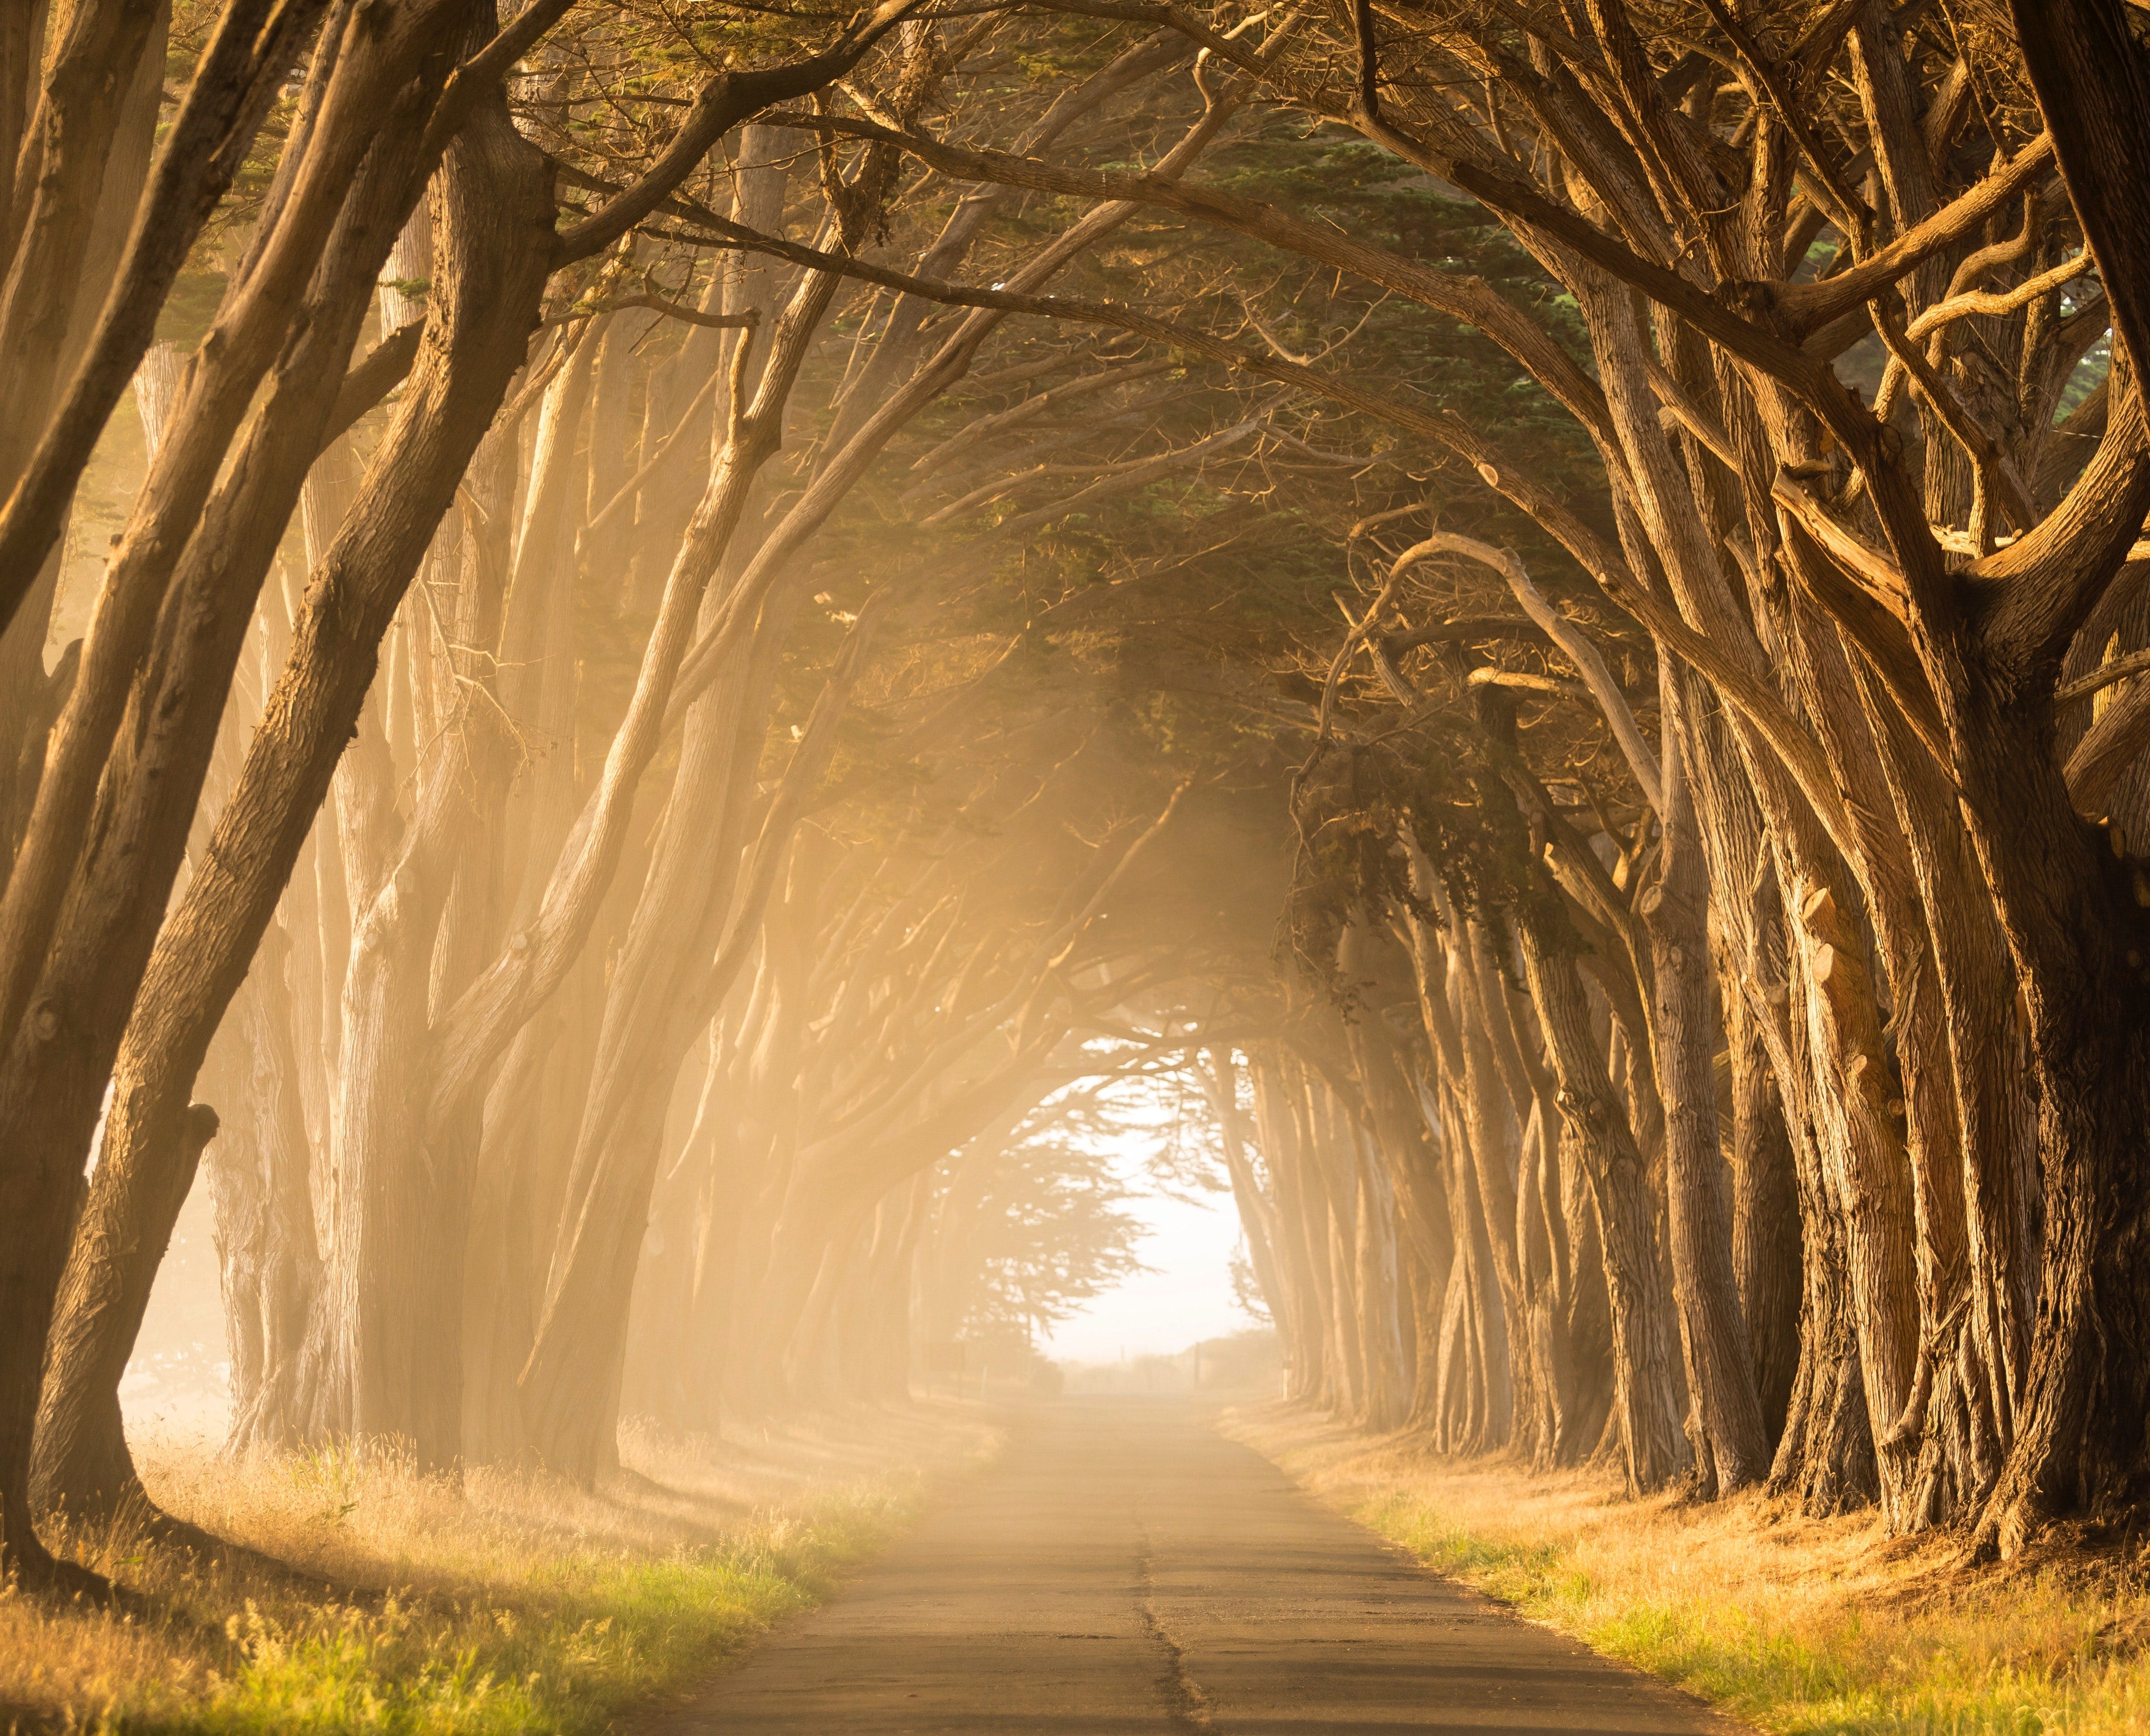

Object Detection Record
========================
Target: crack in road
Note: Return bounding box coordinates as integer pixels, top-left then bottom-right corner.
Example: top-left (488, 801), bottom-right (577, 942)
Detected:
top-left (665, 1404), bottom-right (1733, 1733)
top-left (1135, 1523), bottom-right (1214, 1731)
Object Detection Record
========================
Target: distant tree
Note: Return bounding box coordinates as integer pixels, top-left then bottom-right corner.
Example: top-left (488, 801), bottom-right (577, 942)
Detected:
top-left (918, 1085), bottom-right (1156, 1349)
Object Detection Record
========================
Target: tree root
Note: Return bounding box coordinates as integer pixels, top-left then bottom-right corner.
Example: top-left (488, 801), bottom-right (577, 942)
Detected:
top-left (5, 1540), bottom-right (113, 1606)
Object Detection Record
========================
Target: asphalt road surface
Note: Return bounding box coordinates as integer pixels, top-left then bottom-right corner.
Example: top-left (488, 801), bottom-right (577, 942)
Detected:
top-left (654, 1399), bottom-right (1739, 1734)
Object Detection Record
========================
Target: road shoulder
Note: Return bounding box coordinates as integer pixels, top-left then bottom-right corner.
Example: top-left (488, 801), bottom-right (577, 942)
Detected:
top-left (1224, 1400), bottom-right (2150, 1735)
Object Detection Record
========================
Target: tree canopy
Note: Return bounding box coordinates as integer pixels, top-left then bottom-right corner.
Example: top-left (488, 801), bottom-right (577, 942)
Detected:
top-left (1, 0), bottom-right (2146, 1594)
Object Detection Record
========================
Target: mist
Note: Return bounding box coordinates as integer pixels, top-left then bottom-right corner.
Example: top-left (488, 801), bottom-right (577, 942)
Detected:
top-left (4, 3), bottom-right (2149, 1729)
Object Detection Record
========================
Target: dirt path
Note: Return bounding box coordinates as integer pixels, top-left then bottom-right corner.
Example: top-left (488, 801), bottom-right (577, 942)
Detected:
top-left (653, 1399), bottom-right (1741, 1733)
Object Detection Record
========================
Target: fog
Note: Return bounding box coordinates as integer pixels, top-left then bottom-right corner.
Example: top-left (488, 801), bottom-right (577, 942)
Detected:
top-left (4, 0), bottom-right (2144, 1624)
top-left (1041, 1171), bottom-right (1252, 1366)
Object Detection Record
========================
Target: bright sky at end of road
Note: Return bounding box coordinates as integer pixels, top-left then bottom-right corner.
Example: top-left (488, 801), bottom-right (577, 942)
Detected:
top-left (1042, 1166), bottom-right (1255, 1364)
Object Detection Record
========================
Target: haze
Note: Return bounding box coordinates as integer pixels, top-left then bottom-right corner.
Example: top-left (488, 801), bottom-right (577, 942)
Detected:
top-left (3, 4), bottom-right (2149, 1732)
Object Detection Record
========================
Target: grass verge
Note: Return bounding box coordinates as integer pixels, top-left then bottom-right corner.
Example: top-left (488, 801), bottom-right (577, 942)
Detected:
top-left (4, 1402), bottom-right (1000, 1734)
top-left (1225, 1404), bottom-right (2150, 1735)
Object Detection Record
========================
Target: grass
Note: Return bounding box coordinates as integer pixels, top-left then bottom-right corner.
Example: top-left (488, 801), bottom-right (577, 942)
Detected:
top-left (1225, 1405), bottom-right (2150, 1735)
top-left (3, 1402), bottom-right (1001, 1734)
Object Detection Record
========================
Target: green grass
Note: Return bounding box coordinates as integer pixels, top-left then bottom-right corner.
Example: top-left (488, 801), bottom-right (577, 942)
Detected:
top-left (1358, 1489), bottom-right (2150, 1735)
top-left (5, 1410), bottom-right (997, 1734)
top-left (167, 1488), bottom-right (901, 1734)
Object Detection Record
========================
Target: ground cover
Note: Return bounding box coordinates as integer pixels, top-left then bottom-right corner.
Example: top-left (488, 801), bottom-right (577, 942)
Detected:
top-left (1228, 1405), bottom-right (2150, 1735)
top-left (2, 1401), bottom-right (1000, 1734)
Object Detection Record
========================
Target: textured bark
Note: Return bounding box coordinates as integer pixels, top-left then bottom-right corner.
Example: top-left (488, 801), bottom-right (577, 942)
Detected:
top-left (0, 25), bottom-right (466, 1580)
top-left (1917, 0), bottom-right (2150, 1555)
top-left (1723, 981), bottom-right (1800, 1446)
top-left (1951, 686), bottom-right (2150, 1554)
top-left (1794, 878), bottom-right (1923, 1525)
top-left (0, 0), bottom-right (335, 643)
top-left (0, 5), bottom-right (461, 1078)
top-left (28, 1102), bottom-right (216, 1522)
top-left (1767, 942), bottom-right (1882, 1517)
top-left (0, 0), bottom-right (162, 476)
top-left (29, 73), bottom-right (554, 1509)
top-left (1645, 685), bottom-right (1769, 1495)
top-left (0, 0), bottom-right (165, 871)
top-left (1517, 905), bottom-right (1688, 1495)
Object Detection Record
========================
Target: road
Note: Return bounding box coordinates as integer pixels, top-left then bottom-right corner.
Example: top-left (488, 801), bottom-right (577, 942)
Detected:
top-left (652, 1399), bottom-right (1738, 1734)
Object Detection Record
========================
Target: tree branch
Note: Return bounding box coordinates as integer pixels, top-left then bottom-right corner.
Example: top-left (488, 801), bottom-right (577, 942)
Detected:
top-left (551, 0), bottom-right (931, 264)
top-left (1408, 531), bottom-right (1663, 814)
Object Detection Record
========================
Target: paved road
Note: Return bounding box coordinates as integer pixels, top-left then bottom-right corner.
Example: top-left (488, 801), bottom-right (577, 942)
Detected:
top-left (654, 1399), bottom-right (1737, 1733)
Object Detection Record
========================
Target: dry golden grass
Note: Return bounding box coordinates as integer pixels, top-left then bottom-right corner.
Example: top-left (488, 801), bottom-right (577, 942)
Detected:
top-left (2, 1401), bottom-right (1001, 1734)
top-left (1226, 1404), bottom-right (2150, 1735)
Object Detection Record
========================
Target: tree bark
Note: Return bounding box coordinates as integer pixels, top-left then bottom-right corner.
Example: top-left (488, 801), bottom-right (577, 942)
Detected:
top-left (1517, 899), bottom-right (1689, 1495)
top-left (28, 73), bottom-right (555, 1525)
top-left (1645, 677), bottom-right (1769, 1494)
top-left (1723, 976), bottom-right (1801, 1446)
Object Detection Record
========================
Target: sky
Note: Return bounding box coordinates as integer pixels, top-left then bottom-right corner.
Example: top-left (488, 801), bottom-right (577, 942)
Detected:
top-left (1041, 1165), bottom-right (1257, 1365)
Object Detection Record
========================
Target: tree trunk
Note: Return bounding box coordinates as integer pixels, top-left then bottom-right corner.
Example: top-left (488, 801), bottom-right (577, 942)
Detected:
top-left (0, 0), bottom-right (165, 798)
top-left (1723, 980), bottom-right (1800, 1446)
top-left (222, 921), bottom-right (324, 1455)
top-left (1766, 944), bottom-right (1882, 1516)
top-left (27, 81), bottom-right (554, 1523)
top-left (29, 1102), bottom-right (217, 1521)
top-left (1518, 906), bottom-right (1688, 1495)
top-left (1251, 1050), bottom-right (1326, 1401)
top-left (0, 38), bottom-right (460, 1581)
top-left (1645, 681), bottom-right (1769, 1493)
